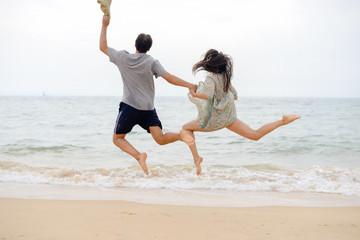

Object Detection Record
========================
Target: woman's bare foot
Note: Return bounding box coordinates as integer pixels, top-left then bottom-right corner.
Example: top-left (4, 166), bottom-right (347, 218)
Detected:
top-left (282, 114), bottom-right (301, 125)
top-left (194, 157), bottom-right (203, 175)
top-left (137, 153), bottom-right (149, 175)
top-left (180, 129), bottom-right (195, 146)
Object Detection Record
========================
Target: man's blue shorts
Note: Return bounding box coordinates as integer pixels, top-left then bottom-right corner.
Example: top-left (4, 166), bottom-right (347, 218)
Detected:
top-left (114, 102), bottom-right (162, 134)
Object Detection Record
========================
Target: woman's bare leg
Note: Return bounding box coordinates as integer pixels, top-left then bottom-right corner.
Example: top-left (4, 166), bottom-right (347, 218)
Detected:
top-left (226, 114), bottom-right (300, 141)
top-left (180, 120), bottom-right (206, 175)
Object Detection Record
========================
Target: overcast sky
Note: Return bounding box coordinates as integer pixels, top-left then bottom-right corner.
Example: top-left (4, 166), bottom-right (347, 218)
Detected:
top-left (0, 0), bottom-right (359, 97)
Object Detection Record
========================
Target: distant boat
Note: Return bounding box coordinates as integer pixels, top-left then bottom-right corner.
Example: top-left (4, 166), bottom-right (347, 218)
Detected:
top-left (42, 91), bottom-right (49, 97)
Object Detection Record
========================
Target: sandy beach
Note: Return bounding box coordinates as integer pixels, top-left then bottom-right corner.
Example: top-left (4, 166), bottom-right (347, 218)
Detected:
top-left (0, 197), bottom-right (359, 240)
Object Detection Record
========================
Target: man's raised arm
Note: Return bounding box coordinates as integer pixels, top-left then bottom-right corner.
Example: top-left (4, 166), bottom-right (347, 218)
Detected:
top-left (99, 14), bottom-right (110, 56)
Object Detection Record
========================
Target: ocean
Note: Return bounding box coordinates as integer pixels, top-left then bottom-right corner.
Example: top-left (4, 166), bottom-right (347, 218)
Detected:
top-left (0, 96), bottom-right (360, 203)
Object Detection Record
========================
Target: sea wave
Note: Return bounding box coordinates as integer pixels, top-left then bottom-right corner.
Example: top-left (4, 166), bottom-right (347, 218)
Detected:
top-left (0, 161), bottom-right (359, 197)
top-left (1, 144), bottom-right (88, 155)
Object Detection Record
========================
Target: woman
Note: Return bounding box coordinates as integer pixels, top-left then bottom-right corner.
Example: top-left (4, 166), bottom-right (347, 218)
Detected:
top-left (180, 49), bottom-right (301, 175)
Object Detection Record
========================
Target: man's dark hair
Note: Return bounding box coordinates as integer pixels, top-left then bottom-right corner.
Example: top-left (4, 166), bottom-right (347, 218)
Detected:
top-left (135, 33), bottom-right (152, 53)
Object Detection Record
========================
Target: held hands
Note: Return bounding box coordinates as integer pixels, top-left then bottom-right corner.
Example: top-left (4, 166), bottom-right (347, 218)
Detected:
top-left (190, 89), bottom-right (197, 97)
top-left (189, 87), bottom-right (209, 100)
top-left (189, 84), bottom-right (198, 98)
top-left (102, 14), bottom-right (110, 27)
top-left (189, 84), bottom-right (197, 93)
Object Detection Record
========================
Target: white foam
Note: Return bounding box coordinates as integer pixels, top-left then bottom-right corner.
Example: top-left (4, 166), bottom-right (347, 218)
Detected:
top-left (1, 161), bottom-right (360, 197)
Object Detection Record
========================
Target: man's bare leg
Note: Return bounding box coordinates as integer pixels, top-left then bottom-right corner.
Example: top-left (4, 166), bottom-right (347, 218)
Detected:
top-left (149, 126), bottom-right (180, 145)
top-left (150, 126), bottom-right (203, 174)
top-left (113, 134), bottom-right (149, 175)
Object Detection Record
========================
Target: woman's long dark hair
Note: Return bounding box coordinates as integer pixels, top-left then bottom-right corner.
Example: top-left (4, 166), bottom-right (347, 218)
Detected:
top-left (192, 49), bottom-right (233, 92)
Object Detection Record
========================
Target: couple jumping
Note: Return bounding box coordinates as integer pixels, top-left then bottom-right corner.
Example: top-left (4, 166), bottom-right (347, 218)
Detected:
top-left (99, 14), bottom-right (300, 175)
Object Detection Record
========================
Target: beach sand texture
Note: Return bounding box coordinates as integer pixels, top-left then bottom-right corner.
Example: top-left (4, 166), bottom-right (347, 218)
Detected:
top-left (1, 198), bottom-right (359, 240)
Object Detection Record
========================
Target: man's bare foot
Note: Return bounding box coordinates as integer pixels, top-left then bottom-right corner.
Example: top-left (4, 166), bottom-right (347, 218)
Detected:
top-left (282, 114), bottom-right (301, 125)
top-left (138, 153), bottom-right (149, 175)
top-left (180, 129), bottom-right (195, 146)
top-left (194, 157), bottom-right (203, 175)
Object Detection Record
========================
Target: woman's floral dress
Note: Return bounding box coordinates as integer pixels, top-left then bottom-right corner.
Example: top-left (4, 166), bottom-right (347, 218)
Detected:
top-left (188, 74), bottom-right (238, 131)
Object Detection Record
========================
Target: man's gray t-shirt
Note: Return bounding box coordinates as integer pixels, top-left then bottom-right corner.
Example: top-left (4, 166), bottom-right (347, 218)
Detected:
top-left (108, 47), bottom-right (167, 110)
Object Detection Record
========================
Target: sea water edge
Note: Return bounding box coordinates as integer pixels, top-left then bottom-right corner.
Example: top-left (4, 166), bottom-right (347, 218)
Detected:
top-left (0, 96), bottom-right (359, 206)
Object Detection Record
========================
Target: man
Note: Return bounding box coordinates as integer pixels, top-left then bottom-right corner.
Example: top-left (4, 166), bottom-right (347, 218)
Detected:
top-left (99, 14), bottom-right (196, 175)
